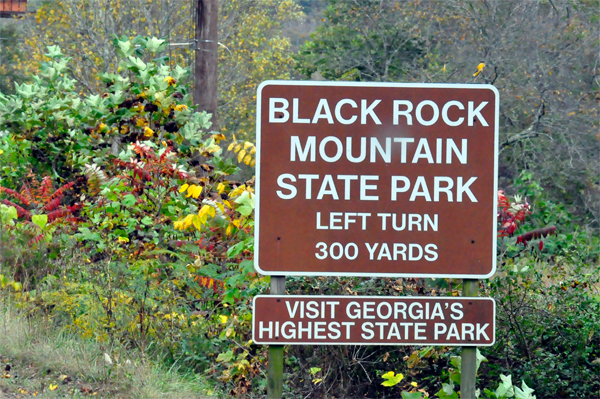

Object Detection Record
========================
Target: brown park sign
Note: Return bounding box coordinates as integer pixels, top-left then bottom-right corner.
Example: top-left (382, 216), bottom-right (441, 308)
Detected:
top-left (253, 295), bottom-right (495, 346)
top-left (255, 81), bottom-right (499, 278)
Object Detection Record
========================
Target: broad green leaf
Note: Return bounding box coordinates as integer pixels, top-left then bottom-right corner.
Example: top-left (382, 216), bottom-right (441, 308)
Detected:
top-left (117, 39), bottom-right (134, 57)
top-left (515, 381), bottom-right (536, 399)
top-left (127, 56), bottom-right (147, 71)
top-left (442, 382), bottom-right (455, 395)
top-left (122, 194), bottom-right (136, 207)
top-left (497, 374), bottom-right (514, 398)
top-left (1, 205), bottom-right (18, 224)
top-left (140, 216), bottom-right (153, 225)
top-left (45, 45), bottom-right (62, 58)
top-left (32, 214), bottom-right (48, 229)
top-left (234, 191), bottom-right (255, 216)
top-left (310, 367), bottom-right (321, 375)
top-left (146, 37), bottom-right (166, 53)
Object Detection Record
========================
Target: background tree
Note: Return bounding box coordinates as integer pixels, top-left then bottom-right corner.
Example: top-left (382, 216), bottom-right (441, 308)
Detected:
top-left (295, 0), bottom-right (425, 81)
top-left (296, 0), bottom-right (599, 227)
top-left (13, 0), bottom-right (302, 140)
top-left (0, 21), bottom-right (26, 93)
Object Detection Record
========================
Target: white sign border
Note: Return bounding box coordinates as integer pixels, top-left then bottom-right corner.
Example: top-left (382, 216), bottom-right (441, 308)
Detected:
top-left (254, 80), bottom-right (499, 279)
top-left (252, 295), bottom-right (496, 346)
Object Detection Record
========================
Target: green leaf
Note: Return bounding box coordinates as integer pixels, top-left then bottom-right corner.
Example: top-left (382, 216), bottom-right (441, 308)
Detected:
top-left (0, 205), bottom-right (18, 224)
top-left (116, 39), bottom-right (134, 57)
top-left (44, 45), bottom-right (63, 58)
top-left (476, 348), bottom-right (488, 372)
top-left (32, 214), bottom-right (48, 230)
top-left (146, 37), bottom-right (167, 53)
top-left (442, 382), bottom-right (455, 395)
top-left (381, 371), bottom-right (403, 387)
top-left (449, 369), bottom-right (461, 385)
top-left (122, 194), bottom-right (136, 207)
top-left (216, 350), bottom-right (234, 363)
top-left (497, 374), bottom-right (515, 398)
top-left (401, 392), bottom-right (423, 399)
top-left (381, 371), bottom-right (396, 379)
top-left (227, 241), bottom-right (246, 258)
top-left (234, 191), bottom-right (255, 216)
top-left (141, 216), bottom-right (153, 225)
top-left (239, 259), bottom-right (254, 274)
top-left (127, 56), bottom-right (147, 71)
top-left (310, 367), bottom-right (321, 375)
top-left (515, 381), bottom-right (535, 399)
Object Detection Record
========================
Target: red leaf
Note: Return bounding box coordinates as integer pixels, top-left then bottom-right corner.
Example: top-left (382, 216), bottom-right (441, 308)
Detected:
top-left (0, 187), bottom-right (30, 206)
top-left (44, 197), bottom-right (61, 212)
top-left (516, 226), bottom-right (556, 246)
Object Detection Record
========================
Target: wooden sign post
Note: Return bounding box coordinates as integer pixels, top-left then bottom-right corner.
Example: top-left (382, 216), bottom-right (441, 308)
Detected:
top-left (254, 81), bottom-right (499, 398)
top-left (461, 279), bottom-right (480, 399)
top-left (267, 276), bottom-right (285, 399)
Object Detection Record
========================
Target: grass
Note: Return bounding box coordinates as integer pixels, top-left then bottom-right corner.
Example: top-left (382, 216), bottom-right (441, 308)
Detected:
top-left (0, 298), bottom-right (219, 398)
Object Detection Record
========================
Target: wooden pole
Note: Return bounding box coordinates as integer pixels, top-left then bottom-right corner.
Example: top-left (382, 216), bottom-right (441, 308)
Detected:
top-left (460, 279), bottom-right (479, 399)
top-left (267, 276), bottom-right (285, 398)
top-left (194, 0), bottom-right (218, 126)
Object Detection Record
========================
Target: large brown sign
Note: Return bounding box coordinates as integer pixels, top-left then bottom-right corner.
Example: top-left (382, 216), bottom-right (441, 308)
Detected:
top-left (255, 81), bottom-right (498, 278)
top-left (253, 295), bottom-right (495, 346)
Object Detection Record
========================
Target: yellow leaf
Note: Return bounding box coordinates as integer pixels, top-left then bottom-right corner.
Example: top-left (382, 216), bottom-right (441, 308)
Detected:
top-left (473, 62), bottom-right (485, 76)
top-left (411, 381), bottom-right (418, 387)
top-left (192, 215), bottom-right (203, 230)
top-left (207, 206), bottom-right (216, 218)
top-left (232, 219), bottom-right (241, 228)
top-left (211, 134), bottom-right (226, 143)
top-left (199, 204), bottom-right (209, 218)
top-left (234, 143), bottom-right (242, 153)
top-left (223, 200), bottom-right (232, 208)
top-left (229, 185), bottom-right (246, 198)
top-left (219, 315), bottom-right (228, 324)
top-left (226, 224), bottom-right (233, 236)
top-left (182, 214), bottom-right (194, 229)
top-left (192, 185), bottom-right (203, 199)
top-left (49, 384), bottom-right (58, 391)
top-left (243, 141), bottom-right (253, 150)
top-left (179, 183), bottom-right (189, 193)
top-left (216, 202), bottom-right (225, 213)
top-left (227, 142), bottom-right (235, 151)
top-left (381, 371), bottom-right (396, 379)
top-left (144, 127), bottom-right (154, 137)
top-left (237, 149), bottom-right (246, 163)
top-left (217, 182), bottom-right (226, 195)
top-left (243, 154), bottom-right (252, 165)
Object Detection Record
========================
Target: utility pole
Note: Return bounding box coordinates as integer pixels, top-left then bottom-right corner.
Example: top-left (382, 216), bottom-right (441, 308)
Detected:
top-left (194, 0), bottom-right (218, 127)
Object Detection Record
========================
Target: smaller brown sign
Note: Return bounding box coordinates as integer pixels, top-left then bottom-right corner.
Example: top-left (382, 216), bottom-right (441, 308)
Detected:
top-left (253, 295), bottom-right (495, 346)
